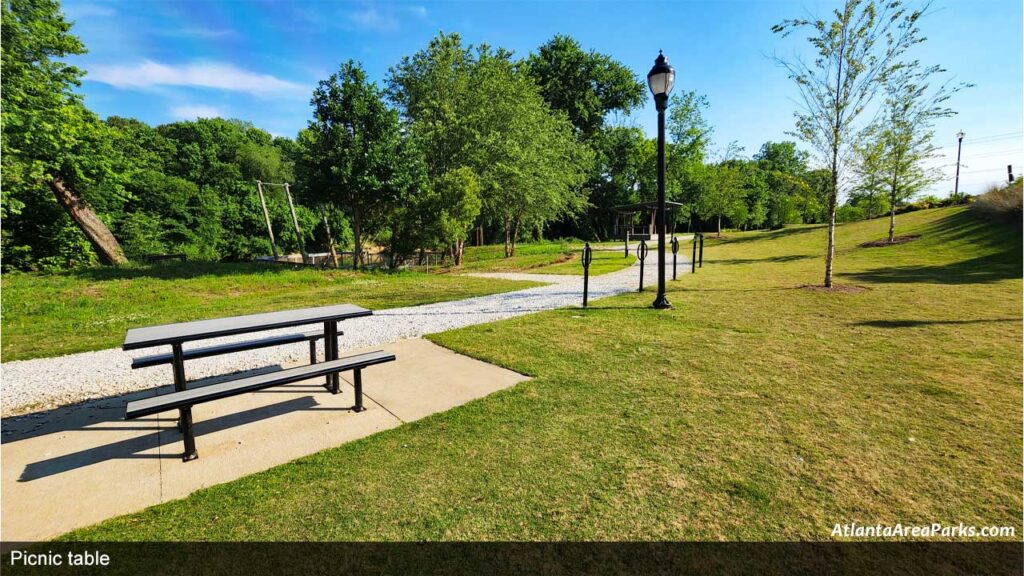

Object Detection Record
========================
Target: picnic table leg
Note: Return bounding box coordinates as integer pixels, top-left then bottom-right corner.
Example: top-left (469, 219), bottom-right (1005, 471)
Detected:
top-left (324, 321), bottom-right (339, 392)
top-left (172, 344), bottom-right (198, 461)
top-left (353, 369), bottom-right (365, 412)
top-left (309, 339), bottom-right (317, 364)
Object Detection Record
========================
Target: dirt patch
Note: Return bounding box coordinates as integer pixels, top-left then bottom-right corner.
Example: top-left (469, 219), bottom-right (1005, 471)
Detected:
top-left (798, 284), bottom-right (870, 293)
top-left (860, 235), bottom-right (920, 248)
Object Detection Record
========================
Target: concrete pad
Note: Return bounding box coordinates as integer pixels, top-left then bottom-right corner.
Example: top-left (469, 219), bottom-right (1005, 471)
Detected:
top-left (1, 338), bottom-right (528, 543)
top-left (351, 337), bottom-right (528, 422)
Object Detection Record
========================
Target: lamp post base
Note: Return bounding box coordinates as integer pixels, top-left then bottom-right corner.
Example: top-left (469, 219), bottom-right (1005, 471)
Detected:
top-left (652, 294), bottom-right (672, 309)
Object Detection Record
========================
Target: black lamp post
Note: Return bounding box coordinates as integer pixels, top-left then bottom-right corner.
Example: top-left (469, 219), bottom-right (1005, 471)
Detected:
top-left (954, 130), bottom-right (965, 201)
top-left (647, 50), bottom-right (675, 309)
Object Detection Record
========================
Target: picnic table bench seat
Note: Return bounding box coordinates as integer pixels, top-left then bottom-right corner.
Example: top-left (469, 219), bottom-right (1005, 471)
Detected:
top-left (127, 350), bottom-right (395, 419)
top-left (130, 330), bottom-right (333, 369)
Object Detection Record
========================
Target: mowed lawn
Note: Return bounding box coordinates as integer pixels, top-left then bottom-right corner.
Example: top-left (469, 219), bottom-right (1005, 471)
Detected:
top-left (457, 241), bottom-right (636, 275)
top-left (62, 207), bottom-right (1021, 541)
top-left (0, 263), bottom-right (538, 362)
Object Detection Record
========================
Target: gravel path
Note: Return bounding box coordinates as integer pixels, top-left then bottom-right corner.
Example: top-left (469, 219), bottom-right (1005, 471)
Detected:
top-left (1, 245), bottom-right (689, 415)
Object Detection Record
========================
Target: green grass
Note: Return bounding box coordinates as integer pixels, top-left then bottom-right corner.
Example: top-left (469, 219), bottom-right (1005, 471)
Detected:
top-left (60, 207), bottom-right (1022, 541)
top-left (458, 241), bottom-right (636, 275)
top-left (0, 262), bottom-right (539, 362)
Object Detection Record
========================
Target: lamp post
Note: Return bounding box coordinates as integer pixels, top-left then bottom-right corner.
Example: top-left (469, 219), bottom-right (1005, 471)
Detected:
top-left (647, 50), bottom-right (675, 309)
top-left (954, 130), bottom-right (965, 201)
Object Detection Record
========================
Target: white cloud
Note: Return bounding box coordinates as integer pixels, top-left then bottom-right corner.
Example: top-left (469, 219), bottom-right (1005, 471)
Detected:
top-left (347, 4), bottom-right (398, 31)
top-left (170, 105), bottom-right (226, 120)
top-left (157, 27), bottom-right (235, 39)
top-left (64, 2), bottom-right (116, 18)
top-left (89, 60), bottom-right (306, 98)
top-left (344, 2), bottom-right (429, 32)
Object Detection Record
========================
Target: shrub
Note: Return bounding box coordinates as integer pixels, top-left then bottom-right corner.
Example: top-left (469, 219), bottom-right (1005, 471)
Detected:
top-left (971, 180), bottom-right (1023, 223)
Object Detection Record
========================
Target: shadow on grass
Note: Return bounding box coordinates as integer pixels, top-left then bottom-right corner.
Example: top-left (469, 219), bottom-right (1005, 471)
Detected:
top-left (844, 251), bottom-right (1020, 285)
top-left (714, 254), bottom-right (816, 266)
top-left (706, 224), bottom-right (826, 245)
top-left (57, 261), bottom-right (293, 282)
top-left (852, 318), bottom-right (1020, 328)
top-left (845, 211), bottom-right (1022, 285)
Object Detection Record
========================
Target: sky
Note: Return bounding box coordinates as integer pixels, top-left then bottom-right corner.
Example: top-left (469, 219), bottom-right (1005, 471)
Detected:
top-left (62, 0), bottom-right (1023, 197)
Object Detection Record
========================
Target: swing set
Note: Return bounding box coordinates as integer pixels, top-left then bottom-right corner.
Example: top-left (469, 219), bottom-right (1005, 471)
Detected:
top-left (255, 181), bottom-right (340, 268)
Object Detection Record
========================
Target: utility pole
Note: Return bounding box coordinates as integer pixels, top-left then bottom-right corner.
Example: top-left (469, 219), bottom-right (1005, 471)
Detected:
top-left (1008, 165), bottom-right (1014, 184)
top-left (256, 181), bottom-right (279, 260)
top-left (954, 130), bottom-right (965, 200)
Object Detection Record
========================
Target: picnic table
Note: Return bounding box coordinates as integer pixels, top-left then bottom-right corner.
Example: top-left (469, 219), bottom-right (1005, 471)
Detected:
top-left (123, 304), bottom-right (395, 461)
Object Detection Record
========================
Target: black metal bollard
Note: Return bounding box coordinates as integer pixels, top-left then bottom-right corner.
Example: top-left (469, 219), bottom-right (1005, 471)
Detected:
top-left (699, 234), bottom-right (704, 268)
top-left (581, 242), bottom-right (593, 307)
top-left (637, 239), bottom-right (648, 292)
top-left (691, 236), bottom-right (697, 273)
top-left (624, 230), bottom-right (630, 258)
top-left (671, 236), bottom-right (679, 280)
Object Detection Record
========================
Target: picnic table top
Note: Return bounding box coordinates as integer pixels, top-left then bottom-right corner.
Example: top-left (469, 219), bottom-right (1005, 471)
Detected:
top-left (123, 303), bottom-right (372, 350)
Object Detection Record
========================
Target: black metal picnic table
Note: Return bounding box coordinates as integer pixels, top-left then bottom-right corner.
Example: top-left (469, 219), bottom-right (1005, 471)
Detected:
top-left (123, 303), bottom-right (376, 460)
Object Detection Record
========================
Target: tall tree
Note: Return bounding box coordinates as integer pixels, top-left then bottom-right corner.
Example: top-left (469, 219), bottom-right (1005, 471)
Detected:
top-left (849, 132), bottom-right (888, 220)
top-left (525, 35), bottom-right (646, 139)
top-left (773, 0), bottom-right (925, 287)
top-left (2, 0), bottom-right (126, 264)
top-left (468, 48), bottom-right (590, 256)
top-left (879, 58), bottom-right (965, 241)
top-left (302, 60), bottom-right (407, 269)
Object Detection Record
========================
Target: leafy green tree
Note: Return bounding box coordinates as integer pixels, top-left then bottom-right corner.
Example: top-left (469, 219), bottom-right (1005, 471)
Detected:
top-left (2, 0), bottom-right (127, 265)
top-left (754, 141), bottom-right (810, 228)
top-left (433, 167), bottom-right (482, 265)
top-left (468, 48), bottom-right (590, 256)
top-left (849, 133), bottom-right (888, 220)
top-left (879, 59), bottom-right (965, 241)
top-left (774, 0), bottom-right (925, 287)
top-left (302, 60), bottom-right (410, 269)
top-left (525, 35), bottom-right (645, 139)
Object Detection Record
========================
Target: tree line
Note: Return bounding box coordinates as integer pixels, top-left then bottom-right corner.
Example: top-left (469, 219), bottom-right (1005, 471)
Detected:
top-left (2, 0), bottom-right (960, 273)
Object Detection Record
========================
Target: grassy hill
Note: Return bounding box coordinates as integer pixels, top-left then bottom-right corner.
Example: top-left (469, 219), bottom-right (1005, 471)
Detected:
top-left (64, 207), bottom-right (1022, 541)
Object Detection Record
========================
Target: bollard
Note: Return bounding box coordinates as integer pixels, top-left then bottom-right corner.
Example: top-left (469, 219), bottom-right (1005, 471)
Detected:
top-left (637, 239), bottom-right (648, 292)
top-left (691, 236), bottom-right (697, 274)
top-left (581, 242), bottom-right (593, 307)
top-left (624, 230), bottom-right (630, 258)
top-left (699, 234), bottom-right (704, 268)
top-left (671, 236), bottom-right (679, 280)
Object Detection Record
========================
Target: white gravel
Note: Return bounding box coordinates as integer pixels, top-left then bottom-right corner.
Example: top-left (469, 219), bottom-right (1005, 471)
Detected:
top-left (1, 245), bottom-right (689, 415)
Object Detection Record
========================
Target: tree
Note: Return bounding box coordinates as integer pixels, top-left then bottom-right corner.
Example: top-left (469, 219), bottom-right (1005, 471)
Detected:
top-left (754, 141), bottom-right (810, 228)
top-left (302, 61), bottom-right (408, 269)
top-left (525, 35), bottom-right (645, 140)
top-left (468, 49), bottom-right (590, 256)
top-left (2, 0), bottom-right (126, 265)
top-left (878, 58), bottom-right (965, 241)
top-left (774, 0), bottom-right (925, 287)
top-left (698, 144), bottom-right (748, 237)
top-left (849, 133), bottom-right (888, 219)
top-left (434, 167), bottom-right (482, 265)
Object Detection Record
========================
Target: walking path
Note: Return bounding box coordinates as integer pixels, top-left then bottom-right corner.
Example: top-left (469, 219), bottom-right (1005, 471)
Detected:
top-left (1, 243), bottom-right (689, 416)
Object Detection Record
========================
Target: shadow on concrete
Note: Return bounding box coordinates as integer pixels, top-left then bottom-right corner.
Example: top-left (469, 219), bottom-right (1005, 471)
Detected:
top-left (16, 394), bottom-right (354, 482)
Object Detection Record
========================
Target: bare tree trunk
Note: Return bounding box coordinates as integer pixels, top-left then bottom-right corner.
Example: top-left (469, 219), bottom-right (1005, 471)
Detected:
top-left (824, 155), bottom-right (839, 288)
top-left (511, 216), bottom-right (522, 257)
top-left (352, 205), bottom-right (362, 271)
top-left (503, 216), bottom-right (512, 258)
top-left (717, 215), bottom-right (722, 238)
top-left (49, 175), bottom-right (127, 265)
top-left (454, 239), bottom-right (464, 266)
top-left (888, 169), bottom-right (898, 242)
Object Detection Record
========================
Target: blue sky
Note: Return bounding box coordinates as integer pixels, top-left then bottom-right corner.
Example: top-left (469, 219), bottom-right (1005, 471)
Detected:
top-left (63, 0), bottom-right (1022, 196)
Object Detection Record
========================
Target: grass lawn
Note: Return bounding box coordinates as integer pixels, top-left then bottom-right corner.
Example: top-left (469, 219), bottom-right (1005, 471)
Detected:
top-left (458, 241), bottom-right (636, 275)
top-left (60, 207), bottom-right (1021, 541)
top-left (0, 263), bottom-right (539, 362)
